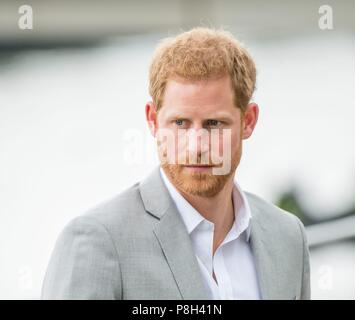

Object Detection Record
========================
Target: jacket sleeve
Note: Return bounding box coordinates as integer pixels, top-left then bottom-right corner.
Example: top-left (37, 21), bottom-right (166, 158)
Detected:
top-left (41, 216), bottom-right (122, 299)
top-left (296, 218), bottom-right (311, 300)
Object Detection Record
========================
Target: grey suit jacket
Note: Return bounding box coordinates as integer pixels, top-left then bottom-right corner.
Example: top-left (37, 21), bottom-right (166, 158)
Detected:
top-left (41, 166), bottom-right (311, 300)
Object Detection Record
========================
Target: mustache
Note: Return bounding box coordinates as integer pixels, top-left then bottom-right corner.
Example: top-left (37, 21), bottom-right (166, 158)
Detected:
top-left (161, 156), bottom-right (223, 166)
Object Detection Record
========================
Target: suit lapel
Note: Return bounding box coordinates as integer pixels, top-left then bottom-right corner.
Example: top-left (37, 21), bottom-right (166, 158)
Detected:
top-left (139, 167), bottom-right (294, 300)
top-left (139, 166), bottom-right (209, 300)
top-left (249, 213), bottom-right (275, 299)
top-left (247, 195), bottom-right (294, 300)
top-left (153, 204), bottom-right (210, 299)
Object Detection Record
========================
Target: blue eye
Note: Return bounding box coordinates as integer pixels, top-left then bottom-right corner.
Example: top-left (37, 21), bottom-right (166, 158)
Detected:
top-left (175, 119), bottom-right (184, 126)
top-left (206, 119), bottom-right (220, 127)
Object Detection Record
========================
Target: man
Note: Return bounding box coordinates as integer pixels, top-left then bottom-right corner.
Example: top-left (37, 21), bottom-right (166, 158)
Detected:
top-left (41, 27), bottom-right (311, 300)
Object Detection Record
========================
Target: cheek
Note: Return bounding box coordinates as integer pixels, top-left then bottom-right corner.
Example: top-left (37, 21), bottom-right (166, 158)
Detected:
top-left (232, 129), bottom-right (241, 149)
top-left (156, 126), bottom-right (174, 157)
top-left (215, 128), bottom-right (240, 155)
top-left (157, 129), bottom-right (186, 164)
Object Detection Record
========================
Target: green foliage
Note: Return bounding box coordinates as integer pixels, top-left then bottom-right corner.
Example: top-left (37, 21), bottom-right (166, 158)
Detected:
top-left (276, 190), bottom-right (313, 226)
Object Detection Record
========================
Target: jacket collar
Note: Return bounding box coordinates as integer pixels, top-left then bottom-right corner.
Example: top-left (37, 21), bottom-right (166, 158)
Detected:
top-left (139, 166), bottom-right (295, 300)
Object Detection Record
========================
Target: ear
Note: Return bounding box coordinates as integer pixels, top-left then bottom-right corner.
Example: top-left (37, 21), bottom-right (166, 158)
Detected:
top-left (145, 101), bottom-right (158, 137)
top-left (242, 102), bottom-right (259, 140)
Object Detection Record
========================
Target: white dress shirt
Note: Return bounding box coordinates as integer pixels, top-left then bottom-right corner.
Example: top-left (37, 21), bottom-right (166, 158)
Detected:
top-left (160, 167), bottom-right (261, 300)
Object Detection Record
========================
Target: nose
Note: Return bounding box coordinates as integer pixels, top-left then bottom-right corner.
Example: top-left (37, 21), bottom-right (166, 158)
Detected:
top-left (185, 125), bottom-right (210, 162)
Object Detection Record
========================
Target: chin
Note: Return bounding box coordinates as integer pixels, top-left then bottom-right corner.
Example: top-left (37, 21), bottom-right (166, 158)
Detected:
top-left (176, 173), bottom-right (229, 198)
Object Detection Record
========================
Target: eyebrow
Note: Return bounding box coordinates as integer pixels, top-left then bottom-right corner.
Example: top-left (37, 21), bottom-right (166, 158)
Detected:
top-left (166, 112), bottom-right (234, 121)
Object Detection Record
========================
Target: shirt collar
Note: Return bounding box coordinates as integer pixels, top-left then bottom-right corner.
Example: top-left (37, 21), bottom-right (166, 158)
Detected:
top-left (159, 167), bottom-right (252, 242)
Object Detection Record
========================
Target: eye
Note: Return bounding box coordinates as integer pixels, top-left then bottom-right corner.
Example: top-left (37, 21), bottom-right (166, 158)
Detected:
top-left (205, 119), bottom-right (221, 127)
top-left (174, 119), bottom-right (185, 126)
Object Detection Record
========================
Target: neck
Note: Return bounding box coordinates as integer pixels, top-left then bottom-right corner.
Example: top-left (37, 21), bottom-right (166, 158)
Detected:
top-left (179, 175), bottom-right (236, 232)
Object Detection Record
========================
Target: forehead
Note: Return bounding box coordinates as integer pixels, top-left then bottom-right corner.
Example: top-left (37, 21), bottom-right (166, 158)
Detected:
top-left (160, 75), bottom-right (237, 117)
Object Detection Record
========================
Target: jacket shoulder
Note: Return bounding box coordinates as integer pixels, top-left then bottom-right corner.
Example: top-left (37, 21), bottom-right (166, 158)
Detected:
top-left (245, 191), bottom-right (305, 237)
top-left (77, 181), bottom-right (150, 233)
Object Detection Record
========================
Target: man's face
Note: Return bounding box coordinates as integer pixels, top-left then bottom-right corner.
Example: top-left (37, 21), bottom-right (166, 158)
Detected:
top-left (146, 75), bottom-right (256, 198)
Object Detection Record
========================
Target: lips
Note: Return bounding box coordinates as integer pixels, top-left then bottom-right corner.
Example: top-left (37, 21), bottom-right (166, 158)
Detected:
top-left (183, 165), bottom-right (215, 172)
top-left (184, 165), bottom-right (214, 167)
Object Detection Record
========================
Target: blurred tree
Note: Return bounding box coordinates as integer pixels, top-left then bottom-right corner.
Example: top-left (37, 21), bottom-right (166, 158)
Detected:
top-left (276, 189), bottom-right (313, 226)
top-left (276, 186), bottom-right (355, 227)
